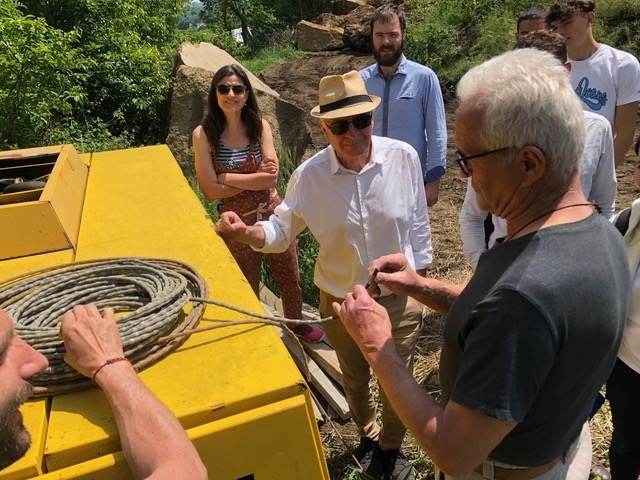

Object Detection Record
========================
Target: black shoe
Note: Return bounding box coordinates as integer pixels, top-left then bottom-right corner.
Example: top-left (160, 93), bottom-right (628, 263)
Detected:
top-left (380, 448), bottom-right (416, 480)
top-left (356, 438), bottom-right (385, 480)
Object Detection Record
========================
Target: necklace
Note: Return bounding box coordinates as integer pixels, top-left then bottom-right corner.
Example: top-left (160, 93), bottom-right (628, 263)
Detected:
top-left (505, 203), bottom-right (594, 241)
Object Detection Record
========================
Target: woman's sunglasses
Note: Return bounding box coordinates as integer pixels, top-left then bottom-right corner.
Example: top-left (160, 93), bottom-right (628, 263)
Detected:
top-left (217, 84), bottom-right (248, 95)
top-left (323, 113), bottom-right (373, 135)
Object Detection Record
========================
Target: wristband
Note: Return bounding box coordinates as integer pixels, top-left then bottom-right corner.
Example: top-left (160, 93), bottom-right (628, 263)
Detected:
top-left (92, 357), bottom-right (130, 383)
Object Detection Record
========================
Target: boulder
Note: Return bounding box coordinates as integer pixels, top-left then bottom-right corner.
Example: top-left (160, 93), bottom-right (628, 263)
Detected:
top-left (333, 0), bottom-right (366, 16)
top-left (164, 42), bottom-right (311, 178)
top-left (297, 20), bottom-right (345, 52)
top-left (310, 5), bottom-right (374, 52)
top-left (341, 5), bottom-right (375, 50)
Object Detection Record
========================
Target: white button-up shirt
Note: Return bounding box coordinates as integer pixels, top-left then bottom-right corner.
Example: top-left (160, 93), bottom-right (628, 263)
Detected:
top-left (255, 136), bottom-right (432, 298)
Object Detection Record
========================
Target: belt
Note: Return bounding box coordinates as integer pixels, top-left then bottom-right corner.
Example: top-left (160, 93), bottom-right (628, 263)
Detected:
top-left (473, 454), bottom-right (563, 480)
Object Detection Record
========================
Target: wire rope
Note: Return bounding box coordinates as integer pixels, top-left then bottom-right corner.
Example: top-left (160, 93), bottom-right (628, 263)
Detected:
top-left (1, 257), bottom-right (338, 397)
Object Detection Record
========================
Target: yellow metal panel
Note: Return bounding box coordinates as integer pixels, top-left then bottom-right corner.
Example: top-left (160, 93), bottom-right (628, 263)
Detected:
top-left (2, 145), bottom-right (326, 478)
top-left (41, 145), bottom-right (88, 248)
top-left (44, 389), bottom-right (120, 473)
top-left (191, 394), bottom-right (329, 479)
top-left (37, 452), bottom-right (133, 480)
top-left (43, 145), bottom-right (316, 473)
top-left (38, 395), bottom-right (329, 480)
top-left (0, 400), bottom-right (48, 480)
top-left (0, 202), bottom-right (70, 259)
top-left (0, 250), bottom-right (75, 282)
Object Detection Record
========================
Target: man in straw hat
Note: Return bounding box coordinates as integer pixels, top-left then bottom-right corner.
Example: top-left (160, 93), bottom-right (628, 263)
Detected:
top-left (333, 48), bottom-right (629, 480)
top-left (216, 70), bottom-right (432, 479)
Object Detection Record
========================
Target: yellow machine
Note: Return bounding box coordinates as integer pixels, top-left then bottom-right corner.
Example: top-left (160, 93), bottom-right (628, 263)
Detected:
top-left (0, 144), bottom-right (329, 480)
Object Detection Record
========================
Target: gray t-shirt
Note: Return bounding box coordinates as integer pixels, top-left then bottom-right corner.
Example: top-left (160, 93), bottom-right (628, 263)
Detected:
top-left (440, 211), bottom-right (630, 466)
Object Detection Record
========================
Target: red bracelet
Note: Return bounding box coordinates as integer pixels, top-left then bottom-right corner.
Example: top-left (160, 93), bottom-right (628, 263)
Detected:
top-left (92, 357), bottom-right (130, 383)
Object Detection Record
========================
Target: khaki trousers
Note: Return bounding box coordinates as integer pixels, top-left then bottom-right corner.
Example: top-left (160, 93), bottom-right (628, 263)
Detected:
top-left (319, 291), bottom-right (423, 450)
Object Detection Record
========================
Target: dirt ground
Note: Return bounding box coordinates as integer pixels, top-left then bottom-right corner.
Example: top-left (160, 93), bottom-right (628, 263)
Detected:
top-left (260, 51), bottom-right (640, 480)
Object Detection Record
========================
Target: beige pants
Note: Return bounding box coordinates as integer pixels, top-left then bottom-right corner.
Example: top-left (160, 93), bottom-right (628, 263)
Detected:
top-left (319, 291), bottom-right (423, 450)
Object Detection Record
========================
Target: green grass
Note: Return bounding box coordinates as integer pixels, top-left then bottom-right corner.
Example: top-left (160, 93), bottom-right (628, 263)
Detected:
top-left (240, 45), bottom-right (307, 77)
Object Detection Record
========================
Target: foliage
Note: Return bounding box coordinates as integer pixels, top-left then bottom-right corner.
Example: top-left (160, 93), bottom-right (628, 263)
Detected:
top-left (4, 0), bottom-right (182, 149)
top-left (404, 0), bottom-right (640, 92)
top-left (241, 45), bottom-right (306, 76)
top-left (595, 0), bottom-right (640, 58)
top-left (0, 1), bottom-right (86, 149)
top-left (200, 0), bottom-right (278, 48)
top-left (178, 0), bottom-right (203, 30)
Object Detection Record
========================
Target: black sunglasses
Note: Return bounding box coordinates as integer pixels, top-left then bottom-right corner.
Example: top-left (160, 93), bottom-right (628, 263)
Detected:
top-left (216, 84), bottom-right (248, 95)
top-left (323, 113), bottom-right (373, 135)
top-left (454, 147), bottom-right (514, 176)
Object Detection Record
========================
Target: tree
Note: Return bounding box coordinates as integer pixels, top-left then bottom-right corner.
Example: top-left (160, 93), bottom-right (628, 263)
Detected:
top-left (16, 0), bottom-right (183, 146)
top-left (200, 0), bottom-right (277, 47)
top-left (0, 0), bottom-right (86, 149)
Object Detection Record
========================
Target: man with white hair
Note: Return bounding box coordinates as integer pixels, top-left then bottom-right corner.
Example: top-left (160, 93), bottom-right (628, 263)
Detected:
top-left (459, 30), bottom-right (617, 271)
top-left (334, 49), bottom-right (629, 479)
top-left (216, 70), bottom-right (431, 479)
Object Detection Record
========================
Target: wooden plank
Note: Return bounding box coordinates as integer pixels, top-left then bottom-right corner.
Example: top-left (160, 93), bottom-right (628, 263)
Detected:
top-left (275, 324), bottom-right (351, 420)
top-left (260, 284), bottom-right (344, 386)
top-left (302, 341), bottom-right (343, 387)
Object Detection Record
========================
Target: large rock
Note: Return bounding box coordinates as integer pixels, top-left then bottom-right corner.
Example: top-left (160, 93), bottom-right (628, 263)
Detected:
top-left (333, 0), bottom-right (366, 15)
top-left (164, 42), bottom-right (310, 178)
top-left (306, 4), bottom-right (374, 52)
top-left (297, 20), bottom-right (345, 52)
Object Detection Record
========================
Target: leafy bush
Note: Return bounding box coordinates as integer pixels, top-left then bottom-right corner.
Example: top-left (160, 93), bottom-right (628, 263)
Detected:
top-left (404, 0), bottom-right (640, 91)
top-left (0, 2), bottom-right (86, 149)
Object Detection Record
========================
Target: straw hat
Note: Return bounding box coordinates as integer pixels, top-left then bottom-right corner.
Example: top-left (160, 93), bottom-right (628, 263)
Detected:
top-left (310, 70), bottom-right (381, 119)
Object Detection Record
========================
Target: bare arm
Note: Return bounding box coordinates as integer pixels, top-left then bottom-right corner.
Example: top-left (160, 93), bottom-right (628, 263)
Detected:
top-left (333, 288), bottom-right (516, 475)
top-left (218, 120), bottom-right (280, 191)
top-left (366, 254), bottom-right (464, 317)
top-left (60, 305), bottom-right (207, 480)
top-left (193, 125), bottom-right (243, 200)
top-left (614, 102), bottom-right (639, 168)
top-left (215, 211), bottom-right (267, 248)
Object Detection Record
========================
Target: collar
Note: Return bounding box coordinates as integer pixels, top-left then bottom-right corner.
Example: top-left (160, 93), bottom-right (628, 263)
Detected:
top-left (374, 54), bottom-right (408, 78)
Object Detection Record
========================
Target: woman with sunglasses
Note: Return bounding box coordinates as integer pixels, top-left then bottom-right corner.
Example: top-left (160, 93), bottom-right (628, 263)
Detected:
top-left (192, 64), bottom-right (323, 342)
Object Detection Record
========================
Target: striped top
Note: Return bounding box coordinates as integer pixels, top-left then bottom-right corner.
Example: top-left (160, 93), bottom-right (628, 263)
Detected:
top-left (215, 142), bottom-right (262, 170)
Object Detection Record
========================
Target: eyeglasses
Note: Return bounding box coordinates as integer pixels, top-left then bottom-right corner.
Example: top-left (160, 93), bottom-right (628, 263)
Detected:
top-left (454, 147), bottom-right (514, 176)
top-left (216, 84), bottom-right (247, 95)
top-left (323, 113), bottom-right (373, 135)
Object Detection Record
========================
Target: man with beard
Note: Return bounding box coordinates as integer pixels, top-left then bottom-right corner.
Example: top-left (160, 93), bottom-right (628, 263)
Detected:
top-left (0, 310), bottom-right (47, 471)
top-left (0, 306), bottom-right (207, 479)
top-left (360, 3), bottom-right (447, 207)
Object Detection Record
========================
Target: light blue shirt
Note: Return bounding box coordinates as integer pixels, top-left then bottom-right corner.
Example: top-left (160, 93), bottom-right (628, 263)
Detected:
top-left (360, 55), bottom-right (447, 183)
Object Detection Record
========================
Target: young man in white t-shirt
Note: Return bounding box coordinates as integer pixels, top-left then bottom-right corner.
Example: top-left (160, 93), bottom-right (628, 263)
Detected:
top-left (547, 0), bottom-right (640, 168)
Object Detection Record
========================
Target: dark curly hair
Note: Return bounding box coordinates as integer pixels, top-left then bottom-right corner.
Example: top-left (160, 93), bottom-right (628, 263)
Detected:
top-left (546, 0), bottom-right (595, 25)
top-left (201, 64), bottom-right (263, 155)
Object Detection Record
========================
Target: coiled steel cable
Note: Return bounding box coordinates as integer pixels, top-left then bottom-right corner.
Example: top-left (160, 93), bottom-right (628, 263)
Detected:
top-left (1, 257), bottom-right (337, 397)
top-left (0, 258), bottom-right (208, 397)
